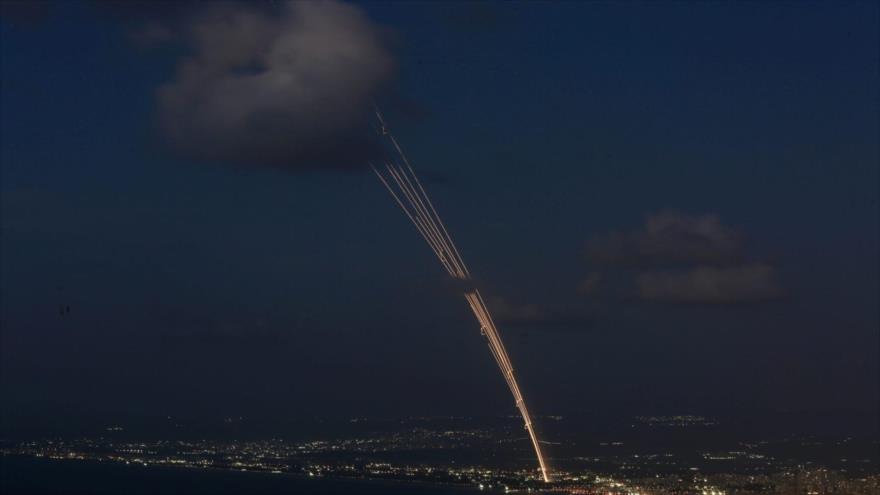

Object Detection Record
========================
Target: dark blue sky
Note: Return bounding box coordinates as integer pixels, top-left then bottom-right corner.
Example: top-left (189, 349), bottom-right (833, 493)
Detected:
top-left (1, 1), bottom-right (877, 424)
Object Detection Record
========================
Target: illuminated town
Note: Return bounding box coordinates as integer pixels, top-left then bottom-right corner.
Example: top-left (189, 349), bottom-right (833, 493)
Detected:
top-left (2, 415), bottom-right (876, 494)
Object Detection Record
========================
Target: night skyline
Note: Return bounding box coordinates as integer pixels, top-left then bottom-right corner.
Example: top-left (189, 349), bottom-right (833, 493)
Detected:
top-left (1, 0), bottom-right (877, 446)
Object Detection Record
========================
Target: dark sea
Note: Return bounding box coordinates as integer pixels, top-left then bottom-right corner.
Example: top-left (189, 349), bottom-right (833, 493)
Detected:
top-left (0, 456), bottom-right (478, 495)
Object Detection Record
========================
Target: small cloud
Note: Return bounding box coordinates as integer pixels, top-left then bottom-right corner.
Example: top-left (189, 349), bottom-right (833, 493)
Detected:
top-left (581, 211), bottom-right (784, 305)
top-left (636, 263), bottom-right (783, 304)
top-left (585, 211), bottom-right (743, 267)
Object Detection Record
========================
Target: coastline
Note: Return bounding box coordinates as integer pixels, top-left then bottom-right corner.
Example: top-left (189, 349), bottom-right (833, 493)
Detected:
top-left (1, 454), bottom-right (484, 494)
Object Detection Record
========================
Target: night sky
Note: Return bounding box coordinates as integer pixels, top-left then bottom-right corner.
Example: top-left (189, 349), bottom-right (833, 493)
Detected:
top-left (1, 1), bottom-right (877, 426)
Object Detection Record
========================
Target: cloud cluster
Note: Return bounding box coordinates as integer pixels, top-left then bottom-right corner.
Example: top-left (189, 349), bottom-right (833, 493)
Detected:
top-left (584, 211), bottom-right (782, 304)
top-left (156, 1), bottom-right (394, 171)
top-left (636, 264), bottom-right (783, 304)
top-left (585, 211), bottom-right (743, 267)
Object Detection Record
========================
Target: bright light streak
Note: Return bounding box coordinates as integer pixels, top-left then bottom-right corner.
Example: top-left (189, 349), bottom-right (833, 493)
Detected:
top-left (372, 110), bottom-right (551, 483)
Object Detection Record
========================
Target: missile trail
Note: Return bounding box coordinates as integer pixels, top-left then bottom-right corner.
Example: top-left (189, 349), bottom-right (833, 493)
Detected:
top-left (372, 111), bottom-right (551, 483)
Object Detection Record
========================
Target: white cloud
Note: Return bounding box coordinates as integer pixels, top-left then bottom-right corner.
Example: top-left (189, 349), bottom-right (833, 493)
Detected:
top-left (157, 1), bottom-right (394, 170)
top-left (636, 263), bottom-right (783, 304)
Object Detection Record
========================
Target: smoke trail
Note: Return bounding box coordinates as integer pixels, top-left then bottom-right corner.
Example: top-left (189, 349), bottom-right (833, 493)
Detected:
top-left (371, 111), bottom-right (551, 483)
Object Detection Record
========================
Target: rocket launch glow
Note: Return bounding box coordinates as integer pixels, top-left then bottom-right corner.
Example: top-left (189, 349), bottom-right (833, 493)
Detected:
top-left (371, 111), bottom-right (551, 483)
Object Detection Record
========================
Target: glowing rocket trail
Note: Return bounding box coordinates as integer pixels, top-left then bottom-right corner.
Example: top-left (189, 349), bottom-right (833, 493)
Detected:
top-left (371, 111), bottom-right (551, 483)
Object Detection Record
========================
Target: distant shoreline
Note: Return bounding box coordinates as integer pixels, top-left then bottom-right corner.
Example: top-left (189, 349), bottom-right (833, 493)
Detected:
top-left (1, 454), bottom-right (484, 495)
